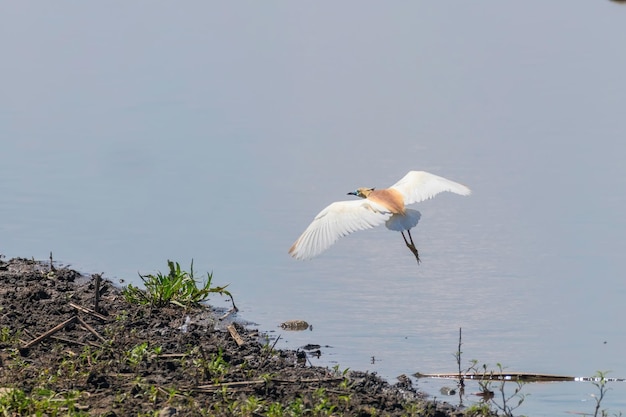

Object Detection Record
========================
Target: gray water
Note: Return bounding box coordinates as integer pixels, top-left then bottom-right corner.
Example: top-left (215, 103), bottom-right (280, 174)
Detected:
top-left (2, 2), bottom-right (626, 415)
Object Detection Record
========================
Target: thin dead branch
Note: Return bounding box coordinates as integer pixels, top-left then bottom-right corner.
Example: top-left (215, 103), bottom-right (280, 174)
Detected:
top-left (227, 324), bottom-right (245, 346)
top-left (69, 302), bottom-right (108, 321)
top-left (93, 273), bottom-right (102, 313)
top-left (76, 315), bottom-right (106, 343)
top-left (22, 316), bottom-right (77, 349)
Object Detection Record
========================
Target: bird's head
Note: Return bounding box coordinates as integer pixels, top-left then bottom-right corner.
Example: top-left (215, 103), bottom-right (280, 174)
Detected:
top-left (347, 187), bottom-right (375, 198)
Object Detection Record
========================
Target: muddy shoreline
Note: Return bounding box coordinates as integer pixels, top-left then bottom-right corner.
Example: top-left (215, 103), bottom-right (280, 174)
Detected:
top-left (0, 256), bottom-right (489, 416)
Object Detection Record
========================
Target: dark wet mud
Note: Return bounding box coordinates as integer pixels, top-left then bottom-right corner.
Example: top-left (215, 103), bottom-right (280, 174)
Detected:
top-left (0, 256), bottom-right (491, 416)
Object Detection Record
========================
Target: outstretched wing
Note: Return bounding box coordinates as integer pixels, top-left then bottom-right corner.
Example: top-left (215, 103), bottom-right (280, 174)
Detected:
top-left (389, 171), bottom-right (471, 205)
top-left (289, 200), bottom-right (392, 260)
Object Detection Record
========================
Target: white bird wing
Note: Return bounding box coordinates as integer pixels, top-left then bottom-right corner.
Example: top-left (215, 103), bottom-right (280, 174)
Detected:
top-left (289, 199), bottom-right (392, 260)
top-left (389, 171), bottom-right (471, 205)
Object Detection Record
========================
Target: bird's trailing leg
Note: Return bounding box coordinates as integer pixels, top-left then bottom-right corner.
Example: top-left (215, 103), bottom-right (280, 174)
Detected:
top-left (401, 229), bottom-right (420, 264)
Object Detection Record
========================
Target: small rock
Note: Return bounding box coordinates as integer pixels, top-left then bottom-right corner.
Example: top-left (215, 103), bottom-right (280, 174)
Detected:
top-left (280, 320), bottom-right (310, 331)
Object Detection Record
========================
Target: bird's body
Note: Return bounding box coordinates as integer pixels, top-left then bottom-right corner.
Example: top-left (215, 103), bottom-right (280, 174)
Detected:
top-left (288, 170), bottom-right (470, 263)
top-left (362, 188), bottom-right (405, 215)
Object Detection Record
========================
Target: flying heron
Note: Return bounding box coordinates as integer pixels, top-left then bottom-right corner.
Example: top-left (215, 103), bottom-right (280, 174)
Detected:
top-left (288, 170), bottom-right (470, 263)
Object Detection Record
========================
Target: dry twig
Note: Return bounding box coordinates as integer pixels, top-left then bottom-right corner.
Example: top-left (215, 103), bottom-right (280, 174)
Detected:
top-left (76, 315), bottom-right (106, 343)
top-left (227, 324), bottom-right (245, 346)
top-left (69, 302), bottom-right (108, 321)
top-left (22, 316), bottom-right (77, 349)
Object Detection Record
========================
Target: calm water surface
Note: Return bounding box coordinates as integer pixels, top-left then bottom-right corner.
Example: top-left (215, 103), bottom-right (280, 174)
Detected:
top-left (3, 140), bottom-right (626, 415)
top-left (2, 3), bottom-right (626, 415)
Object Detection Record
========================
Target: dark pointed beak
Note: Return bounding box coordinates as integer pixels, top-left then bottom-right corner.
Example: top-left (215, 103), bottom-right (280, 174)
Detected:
top-left (347, 191), bottom-right (357, 196)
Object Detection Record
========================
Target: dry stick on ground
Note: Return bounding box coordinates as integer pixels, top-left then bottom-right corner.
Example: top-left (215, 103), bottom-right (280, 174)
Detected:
top-left (76, 315), bottom-right (106, 343)
top-left (19, 328), bottom-right (36, 345)
top-left (93, 273), bottom-right (102, 313)
top-left (69, 302), bottom-right (108, 321)
top-left (195, 380), bottom-right (266, 391)
top-left (22, 316), bottom-right (77, 349)
top-left (194, 377), bottom-right (345, 392)
top-left (227, 324), bottom-right (245, 346)
top-left (158, 353), bottom-right (187, 359)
